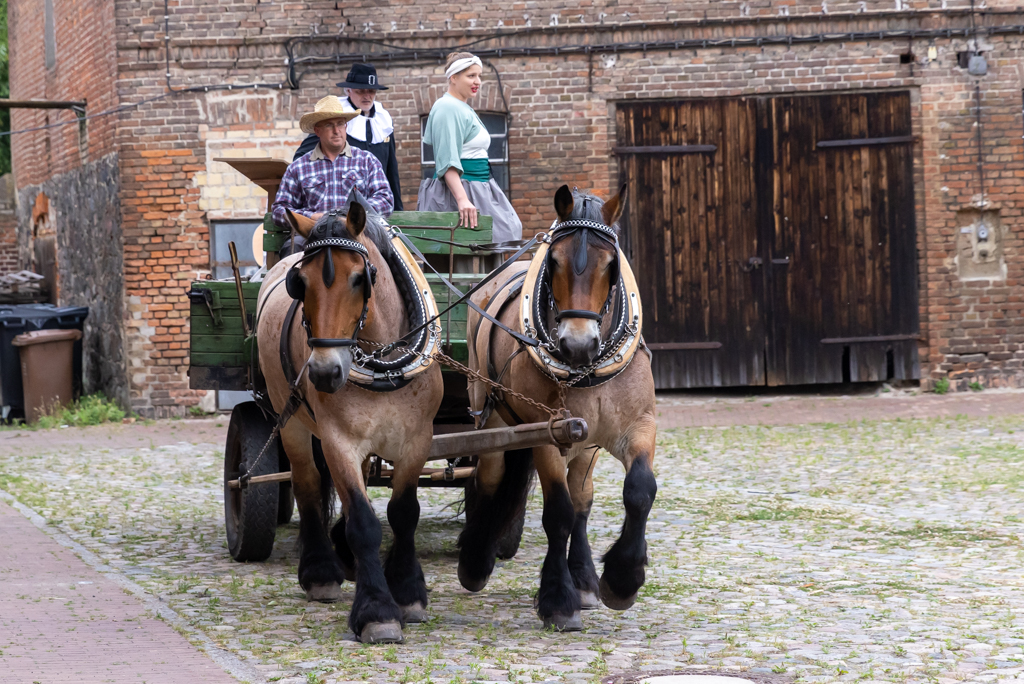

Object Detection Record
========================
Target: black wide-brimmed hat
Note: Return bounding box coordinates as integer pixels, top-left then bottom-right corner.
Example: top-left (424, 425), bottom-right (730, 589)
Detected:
top-left (336, 63), bottom-right (388, 90)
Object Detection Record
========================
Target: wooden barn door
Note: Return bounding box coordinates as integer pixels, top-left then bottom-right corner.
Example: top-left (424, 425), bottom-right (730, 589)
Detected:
top-left (762, 92), bottom-right (919, 384)
top-left (617, 98), bottom-right (766, 387)
top-left (618, 91), bottom-right (919, 389)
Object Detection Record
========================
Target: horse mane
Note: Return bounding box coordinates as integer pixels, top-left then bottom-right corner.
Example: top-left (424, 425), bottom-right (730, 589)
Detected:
top-left (569, 188), bottom-right (620, 235)
top-left (308, 191), bottom-right (394, 260)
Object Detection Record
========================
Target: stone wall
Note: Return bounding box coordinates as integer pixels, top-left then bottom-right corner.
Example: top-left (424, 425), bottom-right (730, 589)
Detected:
top-left (15, 155), bottom-right (128, 406)
top-left (106, 0), bottom-right (1024, 407)
top-left (0, 175), bottom-right (18, 274)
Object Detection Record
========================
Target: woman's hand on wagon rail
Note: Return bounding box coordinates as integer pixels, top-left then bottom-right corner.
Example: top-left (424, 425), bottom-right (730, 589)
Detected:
top-left (443, 168), bottom-right (478, 228)
top-left (456, 197), bottom-right (478, 229)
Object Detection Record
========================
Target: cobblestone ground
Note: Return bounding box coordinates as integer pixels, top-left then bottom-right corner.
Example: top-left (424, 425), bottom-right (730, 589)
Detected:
top-left (1, 411), bottom-right (1023, 684)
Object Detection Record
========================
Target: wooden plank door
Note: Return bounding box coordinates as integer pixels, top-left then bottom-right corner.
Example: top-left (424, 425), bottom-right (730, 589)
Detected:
top-left (617, 99), bottom-right (765, 388)
top-left (762, 91), bottom-right (919, 385)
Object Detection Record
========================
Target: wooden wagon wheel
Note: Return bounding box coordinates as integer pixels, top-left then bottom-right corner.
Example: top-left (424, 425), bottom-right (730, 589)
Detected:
top-left (224, 401), bottom-right (281, 562)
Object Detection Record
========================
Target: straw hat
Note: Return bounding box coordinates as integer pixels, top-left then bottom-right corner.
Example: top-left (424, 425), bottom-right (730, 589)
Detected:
top-left (299, 96), bottom-right (361, 134)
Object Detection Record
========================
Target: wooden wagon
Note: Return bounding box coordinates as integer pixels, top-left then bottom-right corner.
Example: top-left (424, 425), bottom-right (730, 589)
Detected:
top-left (188, 158), bottom-right (587, 562)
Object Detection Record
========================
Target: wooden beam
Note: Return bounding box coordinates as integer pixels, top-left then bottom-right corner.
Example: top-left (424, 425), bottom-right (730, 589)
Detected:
top-left (427, 418), bottom-right (588, 461)
top-left (820, 334), bottom-right (921, 344)
top-left (816, 135), bottom-right (915, 149)
top-left (646, 342), bottom-right (723, 351)
top-left (612, 145), bottom-right (717, 155)
top-left (228, 472), bottom-right (291, 489)
top-left (0, 99), bottom-right (86, 110)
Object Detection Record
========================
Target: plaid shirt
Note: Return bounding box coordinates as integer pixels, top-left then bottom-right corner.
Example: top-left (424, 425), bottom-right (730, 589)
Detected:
top-left (271, 143), bottom-right (394, 227)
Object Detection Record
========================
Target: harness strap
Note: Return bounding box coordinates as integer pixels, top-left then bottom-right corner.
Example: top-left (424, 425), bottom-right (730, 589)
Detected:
top-left (479, 277), bottom-right (529, 427)
top-left (280, 298), bottom-right (316, 421)
top-left (391, 229), bottom-right (542, 350)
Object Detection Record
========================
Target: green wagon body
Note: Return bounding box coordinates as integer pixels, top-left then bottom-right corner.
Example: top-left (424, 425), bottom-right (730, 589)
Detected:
top-left (188, 211), bottom-right (494, 393)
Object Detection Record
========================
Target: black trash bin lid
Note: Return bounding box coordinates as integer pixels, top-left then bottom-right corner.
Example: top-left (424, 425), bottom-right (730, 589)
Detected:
top-left (0, 304), bottom-right (89, 327)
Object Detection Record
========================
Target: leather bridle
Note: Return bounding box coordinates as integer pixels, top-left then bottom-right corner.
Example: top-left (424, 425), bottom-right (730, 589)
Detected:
top-left (285, 236), bottom-right (377, 349)
top-left (544, 218), bottom-right (620, 328)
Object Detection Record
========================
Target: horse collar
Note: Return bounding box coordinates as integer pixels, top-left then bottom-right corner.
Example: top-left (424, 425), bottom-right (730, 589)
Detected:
top-left (519, 234), bottom-right (645, 387)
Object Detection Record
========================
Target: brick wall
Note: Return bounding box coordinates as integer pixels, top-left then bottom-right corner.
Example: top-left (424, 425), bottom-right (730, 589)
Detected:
top-left (7, 0), bottom-right (128, 406)
top-left (9, 0), bottom-right (119, 183)
top-left (36, 0), bottom-right (1000, 410)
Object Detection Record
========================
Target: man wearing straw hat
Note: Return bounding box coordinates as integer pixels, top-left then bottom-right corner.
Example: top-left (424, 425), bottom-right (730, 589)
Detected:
top-left (272, 95), bottom-right (394, 231)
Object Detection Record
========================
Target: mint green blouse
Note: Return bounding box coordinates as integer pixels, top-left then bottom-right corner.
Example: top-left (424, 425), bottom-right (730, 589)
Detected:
top-left (422, 94), bottom-right (487, 180)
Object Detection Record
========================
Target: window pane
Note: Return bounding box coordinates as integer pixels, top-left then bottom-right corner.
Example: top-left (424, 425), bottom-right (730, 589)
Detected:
top-left (480, 113), bottom-right (507, 137)
top-left (422, 143), bottom-right (435, 164)
top-left (421, 165), bottom-right (435, 182)
top-left (490, 164), bottom-right (510, 197)
top-left (488, 135), bottom-right (507, 162)
top-left (211, 221), bottom-right (261, 280)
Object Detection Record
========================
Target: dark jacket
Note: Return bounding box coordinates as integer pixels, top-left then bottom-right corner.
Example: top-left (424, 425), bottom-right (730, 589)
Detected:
top-left (294, 132), bottom-right (404, 212)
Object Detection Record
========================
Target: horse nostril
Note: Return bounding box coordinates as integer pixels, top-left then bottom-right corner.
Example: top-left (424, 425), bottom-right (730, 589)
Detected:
top-left (332, 365), bottom-right (342, 380)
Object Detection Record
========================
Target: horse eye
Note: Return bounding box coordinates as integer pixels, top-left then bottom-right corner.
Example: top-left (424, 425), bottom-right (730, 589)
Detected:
top-left (351, 272), bottom-right (365, 288)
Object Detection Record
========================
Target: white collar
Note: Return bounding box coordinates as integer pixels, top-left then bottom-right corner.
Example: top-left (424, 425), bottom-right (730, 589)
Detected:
top-left (346, 98), bottom-right (394, 144)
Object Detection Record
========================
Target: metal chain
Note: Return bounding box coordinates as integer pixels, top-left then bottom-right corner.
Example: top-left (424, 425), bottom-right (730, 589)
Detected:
top-left (238, 424), bottom-right (280, 488)
top-left (359, 339), bottom-right (565, 419)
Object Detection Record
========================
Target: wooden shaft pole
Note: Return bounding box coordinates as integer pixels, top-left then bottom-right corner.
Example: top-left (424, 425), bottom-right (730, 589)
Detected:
top-left (427, 418), bottom-right (588, 461)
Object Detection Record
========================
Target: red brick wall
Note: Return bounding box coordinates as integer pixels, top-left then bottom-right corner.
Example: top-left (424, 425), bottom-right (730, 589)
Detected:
top-left (104, 1), bottom-right (1024, 409)
top-left (9, 0), bottom-right (119, 182)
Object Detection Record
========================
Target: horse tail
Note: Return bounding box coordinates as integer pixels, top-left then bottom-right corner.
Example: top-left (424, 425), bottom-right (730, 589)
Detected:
top-left (311, 437), bottom-right (335, 528)
top-left (461, 448), bottom-right (534, 553)
top-left (493, 448), bottom-right (534, 543)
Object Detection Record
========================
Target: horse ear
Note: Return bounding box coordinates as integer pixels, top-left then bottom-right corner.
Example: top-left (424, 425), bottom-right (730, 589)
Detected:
top-left (554, 185), bottom-right (574, 221)
top-left (346, 202), bottom-right (366, 237)
top-left (601, 183), bottom-right (628, 226)
top-left (286, 209), bottom-right (316, 238)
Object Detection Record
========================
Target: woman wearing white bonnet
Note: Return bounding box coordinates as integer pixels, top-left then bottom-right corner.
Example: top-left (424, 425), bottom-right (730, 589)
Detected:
top-left (418, 52), bottom-right (523, 243)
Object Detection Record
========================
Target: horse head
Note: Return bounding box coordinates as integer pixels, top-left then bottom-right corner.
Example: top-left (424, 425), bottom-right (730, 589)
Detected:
top-left (285, 203), bottom-right (376, 393)
top-left (548, 184), bottom-right (627, 368)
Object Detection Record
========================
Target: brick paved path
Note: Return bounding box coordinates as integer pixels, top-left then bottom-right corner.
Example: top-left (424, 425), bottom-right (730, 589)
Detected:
top-left (0, 496), bottom-right (244, 683)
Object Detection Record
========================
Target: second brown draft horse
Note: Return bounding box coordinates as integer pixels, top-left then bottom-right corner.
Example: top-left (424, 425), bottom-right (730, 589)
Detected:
top-left (461, 185), bottom-right (658, 630)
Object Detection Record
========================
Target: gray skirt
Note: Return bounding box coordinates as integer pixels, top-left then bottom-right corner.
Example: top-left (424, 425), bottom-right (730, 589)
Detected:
top-left (417, 177), bottom-right (523, 243)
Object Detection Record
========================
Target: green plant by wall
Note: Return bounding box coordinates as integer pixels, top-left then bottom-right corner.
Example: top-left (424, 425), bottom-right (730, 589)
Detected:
top-left (933, 376), bottom-right (951, 395)
top-left (34, 394), bottom-right (127, 429)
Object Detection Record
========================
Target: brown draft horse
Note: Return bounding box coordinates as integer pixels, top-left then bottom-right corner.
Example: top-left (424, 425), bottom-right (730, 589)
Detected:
top-left (461, 185), bottom-right (657, 630)
top-left (256, 204), bottom-right (443, 643)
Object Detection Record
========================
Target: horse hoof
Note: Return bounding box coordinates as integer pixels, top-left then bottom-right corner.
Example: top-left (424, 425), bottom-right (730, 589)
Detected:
top-left (457, 564), bottom-right (488, 593)
top-left (599, 576), bottom-right (637, 611)
top-left (401, 602), bottom-right (428, 624)
top-left (306, 582), bottom-right (342, 603)
top-left (359, 621), bottom-right (404, 644)
top-left (543, 611), bottom-right (583, 632)
top-left (580, 590), bottom-right (601, 610)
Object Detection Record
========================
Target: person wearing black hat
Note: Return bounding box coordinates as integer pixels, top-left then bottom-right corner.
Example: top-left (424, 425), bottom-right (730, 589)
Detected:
top-left (293, 63), bottom-right (403, 210)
